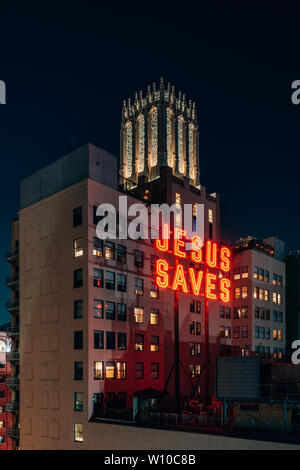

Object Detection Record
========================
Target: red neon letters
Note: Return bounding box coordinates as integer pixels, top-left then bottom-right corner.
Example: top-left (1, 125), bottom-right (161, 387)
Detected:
top-left (154, 226), bottom-right (231, 302)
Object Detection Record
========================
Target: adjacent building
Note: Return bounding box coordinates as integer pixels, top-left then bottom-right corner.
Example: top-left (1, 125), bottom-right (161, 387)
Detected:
top-left (0, 330), bottom-right (12, 450)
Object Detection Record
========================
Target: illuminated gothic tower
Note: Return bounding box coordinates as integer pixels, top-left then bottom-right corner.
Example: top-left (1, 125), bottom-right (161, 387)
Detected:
top-left (120, 78), bottom-right (200, 187)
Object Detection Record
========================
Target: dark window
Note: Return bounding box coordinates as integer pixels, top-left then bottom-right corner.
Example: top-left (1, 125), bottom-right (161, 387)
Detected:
top-left (150, 280), bottom-right (159, 298)
top-left (73, 207), bottom-right (82, 227)
top-left (74, 269), bottom-right (83, 288)
top-left (117, 245), bottom-right (126, 263)
top-left (106, 271), bottom-right (115, 290)
top-left (74, 361), bottom-right (83, 380)
top-left (117, 303), bottom-right (127, 321)
top-left (151, 255), bottom-right (158, 272)
top-left (117, 332), bottom-right (127, 350)
top-left (219, 306), bottom-right (225, 318)
top-left (105, 241), bottom-right (115, 260)
top-left (106, 332), bottom-right (116, 350)
top-left (93, 268), bottom-right (103, 288)
top-left (117, 273), bottom-right (126, 292)
top-left (134, 250), bottom-right (144, 268)
top-left (93, 237), bottom-right (103, 257)
top-left (74, 331), bottom-right (83, 350)
top-left (134, 362), bottom-right (144, 379)
top-left (74, 299), bottom-right (83, 319)
top-left (94, 330), bottom-right (104, 349)
top-left (190, 321), bottom-right (195, 335)
top-left (195, 301), bottom-right (201, 314)
top-left (105, 301), bottom-right (115, 320)
top-left (93, 299), bottom-right (103, 318)
top-left (74, 392), bottom-right (83, 411)
top-left (209, 222), bottom-right (213, 240)
top-left (150, 363), bottom-right (159, 379)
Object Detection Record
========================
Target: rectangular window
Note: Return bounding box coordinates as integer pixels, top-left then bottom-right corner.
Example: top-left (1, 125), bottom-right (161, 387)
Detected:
top-left (233, 268), bottom-right (240, 280)
top-left (265, 309), bottom-right (270, 320)
top-left (74, 361), bottom-right (83, 380)
top-left (264, 289), bottom-right (269, 302)
top-left (134, 334), bottom-right (144, 351)
top-left (93, 237), bottom-right (103, 257)
top-left (241, 326), bottom-right (248, 338)
top-left (105, 241), bottom-right (115, 260)
top-left (273, 329), bottom-right (278, 340)
top-left (241, 266), bottom-right (248, 278)
top-left (74, 392), bottom-right (83, 412)
top-left (150, 335), bottom-right (159, 352)
top-left (241, 286), bottom-right (248, 299)
top-left (196, 322), bottom-right (201, 335)
top-left (190, 343), bottom-right (201, 356)
top-left (259, 288), bottom-right (264, 300)
top-left (208, 209), bottom-right (213, 223)
top-left (106, 331), bottom-right (116, 350)
top-left (233, 327), bottom-right (240, 339)
top-left (254, 266), bottom-right (259, 279)
top-left (190, 300), bottom-right (195, 313)
top-left (150, 280), bottom-right (159, 298)
top-left (74, 238), bottom-right (83, 257)
top-left (255, 326), bottom-right (259, 339)
top-left (105, 301), bottom-right (115, 320)
top-left (278, 275), bottom-right (282, 287)
top-left (190, 364), bottom-right (201, 378)
top-left (278, 311), bottom-right (283, 323)
top-left (93, 268), bottom-right (103, 288)
top-left (196, 301), bottom-right (201, 314)
top-left (73, 207), bottom-right (82, 227)
top-left (241, 306), bottom-right (248, 318)
top-left (93, 299), bottom-right (103, 319)
top-left (117, 303), bottom-right (127, 321)
top-left (74, 330), bottom-right (83, 350)
top-left (190, 321), bottom-right (195, 335)
top-left (219, 326), bottom-right (225, 338)
top-left (116, 362), bottom-right (126, 379)
top-left (278, 330), bottom-right (283, 341)
top-left (254, 286), bottom-right (259, 299)
top-left (260, 327), bottom-right (265, 339)
top-left (74, 269), bottom-right (83, 288)
top-left (134, 250), bottom-right (144, 268)
top-left (265, 328), bottom-right (270, 340)
top-left (273, 292), bottom-right (277, 304)
top-left (225, 326), bottom-right (231, 339)
top-left (234, 287), bottom-right (241, 299)
top-left (234, 307), bottom-right (241, 319)
top-left (175, 193), bottom-right (181, 226)
top-left (74, 299), bottom-right (83, 319)
top-left (150, 362), bottom-right (159, 379)
top-left (94, 361), bottom-right (104, 380)
top-left (259, 268), bottom-right (264, 281)
top-left (117, 244), bottom-right (126, 263)
top-left (219, 306), bottom-right (225, 318)
top-left (104, 271), bottom-right (115, 290)
top-left (117, 273), bottom-right (126, 292)
top-left (225, 307), bottom-right (231, 319)
top-left (150, 309), bottom-right (159, 325)
top-left (273, 310), bottom-right (278, 322)
top-left (273, 273), bottom-right (277, 285)
top-left (260, 308), bottom-right (265, 319)
top-left (134, 278), bottom-right (144, 295)
top-left (94, 330), bottom-right (104, 349)
top-left (134, 362), bottom-right (144, 379)
top-left (106, 361), bottom-right (115, 379)
top-left (117, 332), bottom-right (127, 350)
top-left (74, 423), bottom-right (83, 442)
top-left (278, 293), bottom-right (282, 305)
top-left (134, 306), bottom-right (144, 323)
top-left (264, 270), bottom-right (269, 283)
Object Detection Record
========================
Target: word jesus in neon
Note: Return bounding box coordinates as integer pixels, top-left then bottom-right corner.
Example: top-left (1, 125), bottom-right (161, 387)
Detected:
top-left (154, 225), bottom-right (231, 302)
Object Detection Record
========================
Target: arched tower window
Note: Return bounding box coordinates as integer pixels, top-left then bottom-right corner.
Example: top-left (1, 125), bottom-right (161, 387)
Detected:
top-left (189, 122), bottom-right (195, 180)
top-left (177, 115), bottom-right (185, 174)
top-left (167, 108), bottom-right (174, 168)
top-left (150, 107), bottom-right (158, 167)
top-left (125, 121), bottom-right (133, 178)
top-left (137, 114), bottom-right (145, 173)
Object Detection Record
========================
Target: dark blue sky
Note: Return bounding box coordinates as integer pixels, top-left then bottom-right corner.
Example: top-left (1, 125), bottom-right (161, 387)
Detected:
top-left (0, 2), bottom-right (300, 323)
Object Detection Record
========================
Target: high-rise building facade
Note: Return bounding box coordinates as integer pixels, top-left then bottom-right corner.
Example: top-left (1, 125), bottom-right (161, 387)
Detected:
top-left (231, 236), bottom-right (286, 360)
top-left (0, 331), bottom-right (12, 450)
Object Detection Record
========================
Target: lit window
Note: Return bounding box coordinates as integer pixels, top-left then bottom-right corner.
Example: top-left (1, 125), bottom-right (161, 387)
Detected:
top-left (150, 335), bottom-right (159, 352)
top-left (150, 309), bottom-right (159, 325)
top-left (105, 362), bottom-right (115, 379)
top-left (234, 287), bottom-right (241, 299)
top-left (175, 193), bottom-right (181, 226)
top-left (93, 299), bottom-right (103, 319)
top-left (254, 286), bottom-right (259, 299)
top-left (74, 423), bottom-right (83, 442)
top-left (272, 292), bottom-right (277, 304)
top-left (264, 270), bottom-right (269, 283)
top-left (74, 392), bottom-right (83, 412)
top-left (273, 329), bottom-right (278, 340)
top-left (278, 275), bottom-right (282, 287)
top-left (208, 209), bottom-right (213, 223)
top-left (190, 343), bottom-right (201, 356)
top-left (94, 361), bottom-right (104, 380)
top-left (74, 238), bottom-right (83, 257)
top-left (105, 241), bottom-right (115, 260)
top-left (241, 266), bottom-right (248, 278)
top-left (93, 268), bottom-right (103, 288)
top-left (233, 307), bottom-right (240, 319)
top-left (134, 307), bottom-right (144, 323)
top-left (233, 268), bottom-right (240, 280)
top-left (150, 362), bottom-right (159, 379)
top-left (150, 281), bottom-right (159, 298)
top-left (241, 306), bottom-right (248, 318)
top-left (0, 421), bottom-right (4, 429)
top-left (253, 266), bottom-right (258, 279)
top-left (93, 237), bottom-right (103, 257)
top-left (278, 330), bottom-right (283, 341)
top-left (264, 289), bottom-right (269, 302)
top-left (190, 364), bottom-right (201, 378)
top-left (225, 326), bottom-right (231, 339)
top-left (273, 273), bottom-right (277, 286)
top-left (259, 268), bottom-right (264, 281)
top-left (134, 334), bottom-right (144, 351)
top-left (116, 362), bottom-right (126, 379)
top-left (278, 293), bottom-right (282, 305)
top-left (259, 288), bottom-right (264, 300)
top-left (242, 286), bottom-right (248, 299)
top-left (219, 326), bottom-right (225, 338)
top-left (134, 278), bottom-right (144, 295)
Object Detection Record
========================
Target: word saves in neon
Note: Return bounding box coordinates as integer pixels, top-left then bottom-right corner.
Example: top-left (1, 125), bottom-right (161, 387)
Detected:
top-left (155, 227), bottom-right (231, 302)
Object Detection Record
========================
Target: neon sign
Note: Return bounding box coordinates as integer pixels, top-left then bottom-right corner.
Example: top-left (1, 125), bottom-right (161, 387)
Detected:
top-left (154, 224), bottom-right (231, 302)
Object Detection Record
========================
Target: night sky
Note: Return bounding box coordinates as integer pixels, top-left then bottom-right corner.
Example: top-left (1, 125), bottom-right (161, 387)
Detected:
top-left (0, 2), bottom-right (300, 323)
